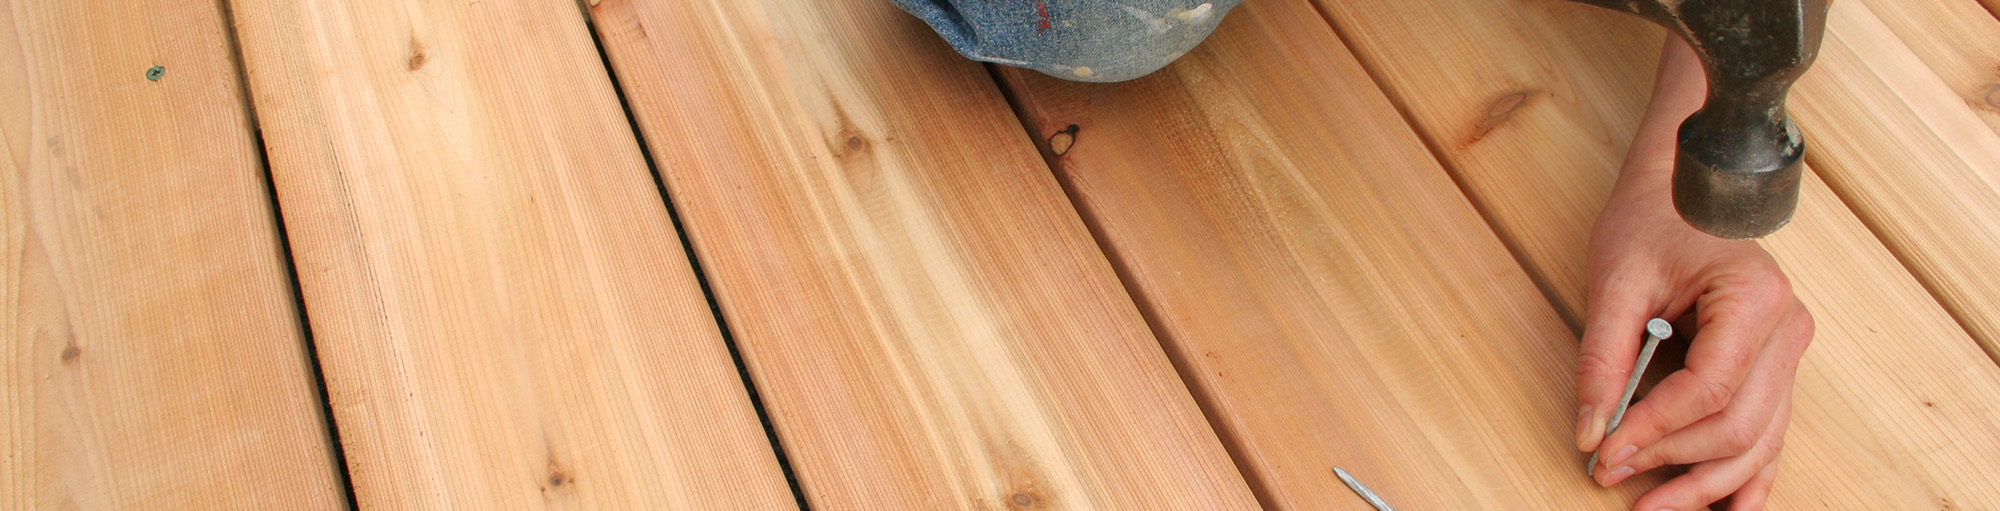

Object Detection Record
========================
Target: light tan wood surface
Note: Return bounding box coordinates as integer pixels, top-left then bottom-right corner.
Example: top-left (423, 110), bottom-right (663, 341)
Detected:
top-left (2, 0), bottom-right (345, 508)
top-left (1854, 0), bottom-right (2000, 136)
top-left (589, 0), bottom-right (1260, 508)
top-left (1790, 0), bottom-right (2000, 360)
top-left (1307, 0), bottom-right (2000, 508)
top-left (997, 0), bottom-right (1651, 507)
top-left (11, 0), bottom-right (1999, 507)
top-left (226, 0), bottom-right (797, 508)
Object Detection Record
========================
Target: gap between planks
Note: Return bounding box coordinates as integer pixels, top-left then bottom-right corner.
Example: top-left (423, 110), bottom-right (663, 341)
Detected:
top-left (5, 0), bottom-right (347, 506)
top-left (575, 12), bottom-right (814, 510)
top-left (983, 62), bottom-right (1283, 510)
top-left (1300, 0), bottom-right (2000, 507)
top-left (1297, 0), bottom-right (1587, 335)
top-left (225, 0), bottom-right (800, 506)
top-left (215, 0), bottom-right (364, 506)
top-left (586, 0), bottom-right (1264, 506)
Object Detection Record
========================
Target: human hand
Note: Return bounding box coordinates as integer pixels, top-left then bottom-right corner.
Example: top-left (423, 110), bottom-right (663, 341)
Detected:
top-left (1572, 37), bottom-right (1815, 511)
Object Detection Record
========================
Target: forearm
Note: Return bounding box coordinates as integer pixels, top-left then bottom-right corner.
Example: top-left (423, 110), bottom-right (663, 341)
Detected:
top-left (1617, 37), bottom-right (1708, 196)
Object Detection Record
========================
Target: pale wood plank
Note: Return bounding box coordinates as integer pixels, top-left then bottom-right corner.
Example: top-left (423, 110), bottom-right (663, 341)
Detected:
top-left (1853, 0), bottom-right (2000, 136)
top-left (1308, 0), bottom-right (2000, 507)
top-left (2, 0), bottom-right (345, 508)
top-left (996, 0), bottom-right (1648, 507)
top-left (1792, 0), bottom-right (2000, 360)
top-left (588, 0), bottom-right (1260, 508)
top-left (227, 0), bottom-right (797, 508)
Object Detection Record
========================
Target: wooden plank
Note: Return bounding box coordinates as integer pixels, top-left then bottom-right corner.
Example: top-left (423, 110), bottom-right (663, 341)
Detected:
top-left (1307, 0), bottom-right (2000, 508)
top-left (587, 0), bottom-right (1260, 508)
top-left (2, 0), bottom-right (345, 508)
top-left (1853, 0), bottom-right (2000, 136)
top-left (226, 0), bottom-right (798, 508)
top-left (1793, 0), bottom-right (2000, 359)
top-left (994, 0), bottom-right (1646, 508)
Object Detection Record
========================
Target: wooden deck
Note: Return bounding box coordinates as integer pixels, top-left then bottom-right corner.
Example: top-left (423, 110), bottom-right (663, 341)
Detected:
top-left (7, 0), bottom-right (2000, 509)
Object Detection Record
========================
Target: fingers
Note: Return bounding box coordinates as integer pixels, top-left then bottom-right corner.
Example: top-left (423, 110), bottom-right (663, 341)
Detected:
top-left (1576, 277), bottom-right (1659, 452)
top-left (1598, 274), bottom-right (1792, 463)
top-left (1726, 463), bottom-right (1780, 511)
top-left (1598, 305), bottom-right (1810, 483)
top-left (1629, 394), bottom-right (1792, 511)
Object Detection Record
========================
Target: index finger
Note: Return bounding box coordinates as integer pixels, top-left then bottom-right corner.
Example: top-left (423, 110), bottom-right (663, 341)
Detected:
top-left (1576, 283), bottom-right (1656, 452)
top-left (1600, 289), bottom-right (1789, 465)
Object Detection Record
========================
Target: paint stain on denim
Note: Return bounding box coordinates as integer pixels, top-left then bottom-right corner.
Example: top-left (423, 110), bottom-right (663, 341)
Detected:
top-left (1035, 0), bottom-right (1051, 33)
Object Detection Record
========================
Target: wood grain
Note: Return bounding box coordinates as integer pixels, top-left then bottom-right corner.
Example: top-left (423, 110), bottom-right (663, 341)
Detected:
top-left (588, 0), bottom-right (1260, 508)
top-left (2, 0), bottom-right (344, 508)
top-left (1853, 0), bottom-right (2000, 136)
top-left (1307, 0), bottom-right (2000, 507)
top-left (997, 0), bottom-right (1652, 508)
top-left (1793, 0), bottom-right (2000, 360)
top-left (226, 0), bottom-right (797, 508)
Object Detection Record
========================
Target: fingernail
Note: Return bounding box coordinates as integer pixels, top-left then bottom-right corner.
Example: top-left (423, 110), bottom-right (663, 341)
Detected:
top-left (1601, 465), bottom-right (1634, 486)
top-left (1573, 406), bottom-right (1594, 451)
top-left (1606, 444), bottom-right (1637, 467)
top-left (1581, 408), bottom-right (1609, 452)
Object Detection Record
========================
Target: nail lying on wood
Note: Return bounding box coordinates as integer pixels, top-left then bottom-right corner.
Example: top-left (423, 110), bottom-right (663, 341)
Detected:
top-left (1588, 318), bottom-right (1673, 478)
top-left (1333, 467), bottom-right (1398, 511)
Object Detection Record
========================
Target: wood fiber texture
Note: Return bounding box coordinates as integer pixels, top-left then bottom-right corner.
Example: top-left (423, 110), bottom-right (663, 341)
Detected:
top-left (999, 0), bottom-right (1652, 508)
top-left (1788, 0), bottom-right (2000, 360)
top-left (1852, 0), bottom-right (2000, 137)
top-left (589, 0), bottom-right (1261, 508)
top-left (3, 0), bottom-right (344, 508)
top-left (1307, 0), bottom-right (2000, 507)
top-left (227, 0), bottom-right (797, 508)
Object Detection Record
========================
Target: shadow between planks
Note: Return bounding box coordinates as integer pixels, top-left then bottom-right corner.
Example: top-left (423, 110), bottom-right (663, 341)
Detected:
top-left (6, 0), bottom-right (344, 507)
top-left (575, 0), bottom-right (1992, 509)
top-left (221, 0), bottom-right (795, 508)
top-left (1298, 0), bottom-right (2000, 509)
top-left (19, 0), bottom-right (2000, 507)
top-left (586, 0), bottom-right (1260, 507)
top-left (219, 0), bottom-right (2000, 507)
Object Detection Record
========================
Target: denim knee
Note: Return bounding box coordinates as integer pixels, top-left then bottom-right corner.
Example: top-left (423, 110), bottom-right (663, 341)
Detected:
top-left (888, 0), bottom-right (1241, 82)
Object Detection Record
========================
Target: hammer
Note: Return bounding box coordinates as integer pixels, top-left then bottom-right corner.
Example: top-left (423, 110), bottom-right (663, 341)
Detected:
top-left (1568, 0), bottom-right (1830, 239)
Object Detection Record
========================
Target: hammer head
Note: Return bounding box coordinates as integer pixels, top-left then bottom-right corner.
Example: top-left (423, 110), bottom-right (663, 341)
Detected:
top-left (1571, 0), bottom-right (1830, 239)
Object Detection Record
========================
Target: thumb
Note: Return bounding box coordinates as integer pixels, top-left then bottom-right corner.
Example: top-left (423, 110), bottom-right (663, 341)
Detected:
top-left (1576, 282), bottom-right (1657, 452)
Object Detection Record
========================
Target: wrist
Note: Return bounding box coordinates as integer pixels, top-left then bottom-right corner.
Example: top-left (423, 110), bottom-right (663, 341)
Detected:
top-left (1613, 36), bottom-right (1707, 206)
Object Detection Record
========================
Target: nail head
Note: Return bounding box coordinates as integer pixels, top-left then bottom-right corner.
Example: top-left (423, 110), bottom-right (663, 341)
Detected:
top-left (1645, 318), bottom-right (1672, 340)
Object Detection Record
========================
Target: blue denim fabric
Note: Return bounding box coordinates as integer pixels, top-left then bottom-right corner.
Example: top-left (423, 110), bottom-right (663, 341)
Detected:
top-left (887, 0), bottom-right (1241, 82)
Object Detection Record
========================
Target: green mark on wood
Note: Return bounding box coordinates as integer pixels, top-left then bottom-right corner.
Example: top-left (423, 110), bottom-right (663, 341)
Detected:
top-left (146, 66), bottom-right (165, 81)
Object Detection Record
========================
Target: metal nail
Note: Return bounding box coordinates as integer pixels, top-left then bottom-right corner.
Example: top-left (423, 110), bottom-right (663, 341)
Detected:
top-left (1588, 318), bottom-right (1674, 477)
top-left (1333, 467), bottom-right (1397, 511)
